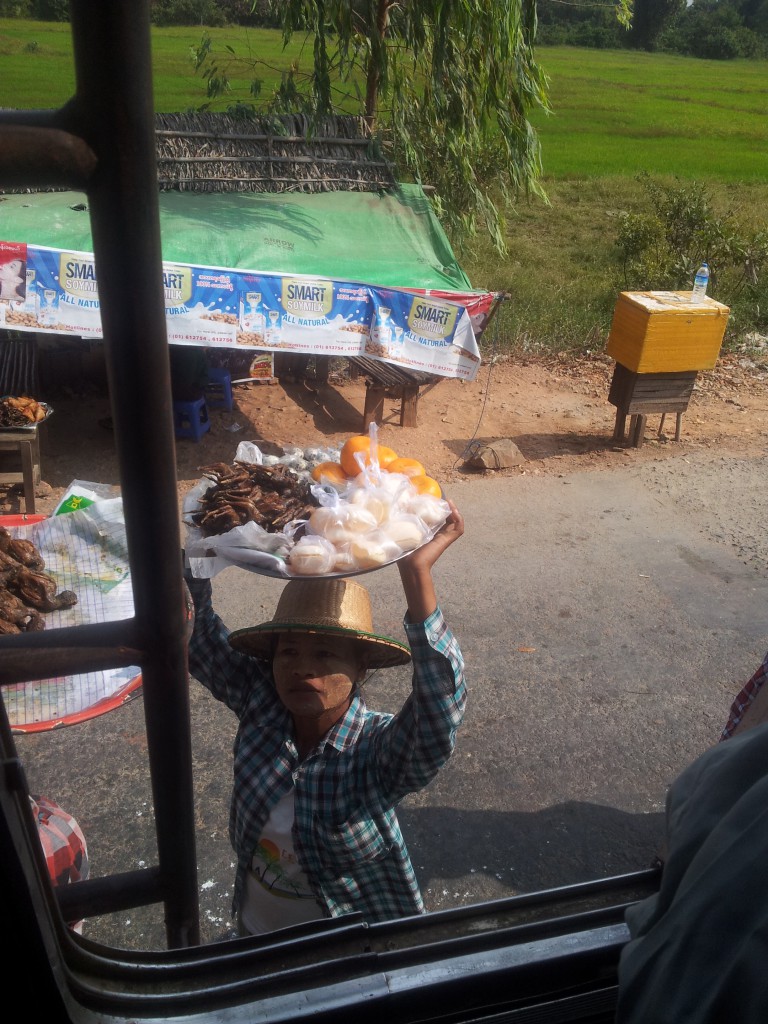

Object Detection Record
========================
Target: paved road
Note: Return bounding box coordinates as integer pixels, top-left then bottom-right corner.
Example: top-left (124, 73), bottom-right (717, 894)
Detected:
top-left (13, 450), bottom-right (768, 948)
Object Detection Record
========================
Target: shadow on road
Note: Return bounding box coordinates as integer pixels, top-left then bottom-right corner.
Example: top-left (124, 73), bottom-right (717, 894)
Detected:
top-left (400, 801), bottom-right (663, 906)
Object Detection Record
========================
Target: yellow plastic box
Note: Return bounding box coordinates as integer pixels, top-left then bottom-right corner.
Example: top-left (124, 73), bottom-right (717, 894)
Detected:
top-left (606, 290), bottom-right (730, 374)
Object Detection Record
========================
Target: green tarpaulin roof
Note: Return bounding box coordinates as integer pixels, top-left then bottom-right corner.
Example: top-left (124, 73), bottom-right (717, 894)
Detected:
top-left (0, 184), bottom-right (474, 292)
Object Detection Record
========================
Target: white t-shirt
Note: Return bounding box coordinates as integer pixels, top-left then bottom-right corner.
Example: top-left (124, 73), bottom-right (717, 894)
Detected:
top-left (240, 790), bottom-right (325, 935)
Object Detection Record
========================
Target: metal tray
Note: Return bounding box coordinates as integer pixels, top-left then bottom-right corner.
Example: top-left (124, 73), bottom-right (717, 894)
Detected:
top-left (184, 456), bottom-right (448, 580)
top-left (0, 399), bottom-right (53, 431)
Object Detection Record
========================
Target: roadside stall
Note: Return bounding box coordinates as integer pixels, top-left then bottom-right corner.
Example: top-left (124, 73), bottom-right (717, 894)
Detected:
top-left (1, 114), bottom-right (502, 461)
top-left (0, 184), bottom-right (499, 382)
top-left (0, 115), bottom-right (503, 724)
top-left (0, 116), bottom-right (502, 728)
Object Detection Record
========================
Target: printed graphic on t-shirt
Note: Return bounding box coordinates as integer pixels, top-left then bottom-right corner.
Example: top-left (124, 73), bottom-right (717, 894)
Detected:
top-left (252, 838), bottom-right (315, 900)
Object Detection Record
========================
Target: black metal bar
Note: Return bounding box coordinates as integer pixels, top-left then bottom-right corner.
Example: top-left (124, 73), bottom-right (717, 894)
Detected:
top-left (56, 867), bottom-right (164, 923)
top-left (64, 0), bottom-right (199, 948)
top-left (0, 2), bottom-right (200, 949)
top-left (0, 618), bottom-right (143, 684)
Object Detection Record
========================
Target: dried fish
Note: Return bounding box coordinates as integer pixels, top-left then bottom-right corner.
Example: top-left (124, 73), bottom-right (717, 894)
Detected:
top-left (0, 532), bottom-right (78, 631)
top-left (192, 461), bottom-right (318, 537)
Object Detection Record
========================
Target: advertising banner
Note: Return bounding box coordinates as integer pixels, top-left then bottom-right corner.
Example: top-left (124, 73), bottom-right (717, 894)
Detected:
top-left (0, 243), bottom-right (487, 381)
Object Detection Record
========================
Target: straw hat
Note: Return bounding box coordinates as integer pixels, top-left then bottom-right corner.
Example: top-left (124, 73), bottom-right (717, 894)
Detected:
top-left (228, 577), bottom-right (411, 668)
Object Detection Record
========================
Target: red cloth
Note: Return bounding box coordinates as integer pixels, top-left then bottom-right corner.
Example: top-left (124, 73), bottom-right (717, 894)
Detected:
top-left (721, 652), bottom-right (768, 740)
top-left (31, 794), bottom-right (89, 931)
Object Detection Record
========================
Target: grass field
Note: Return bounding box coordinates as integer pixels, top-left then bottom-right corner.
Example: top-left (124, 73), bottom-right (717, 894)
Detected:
top-left (2, 20), bottom-right (767, 352)
top-left (0, 20), bottom-right (314, 112)
top-left (533, 48), bottom-right (768, 182)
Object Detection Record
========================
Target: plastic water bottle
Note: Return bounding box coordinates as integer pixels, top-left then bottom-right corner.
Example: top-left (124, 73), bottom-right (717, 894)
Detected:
top-left (691, 262), bottom-right (709, 302)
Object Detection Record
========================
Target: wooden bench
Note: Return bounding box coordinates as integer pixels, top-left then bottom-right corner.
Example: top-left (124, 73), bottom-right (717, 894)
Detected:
top-left (608, 362), bottom-right (698, 448)
top-left (347, 357), bottom-right (441, 430)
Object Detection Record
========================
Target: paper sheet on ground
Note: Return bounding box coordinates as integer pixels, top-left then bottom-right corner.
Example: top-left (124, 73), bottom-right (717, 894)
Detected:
top-left (0, 489), bottom-right (139, 731)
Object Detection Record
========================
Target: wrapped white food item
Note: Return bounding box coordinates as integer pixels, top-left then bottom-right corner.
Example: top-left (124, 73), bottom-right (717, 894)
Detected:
top-left (377, 471), bottom-right (413, 498)
top-left (331, 546), bottom-right (358, 574)
top-left (378, 514), bottom-right (429, 552)
top-left (348, 531), bottom-right (401, 571)
top-left (233, 440), bottom-right (264, 464)
top-left (308, 504), bottom-right (379, 545)
top-left (400, 492), bottom-right (451, 528)
top-left (347, 484), bottom-right (396, 525)
top-left (286, 535), bottom-right (337, 575)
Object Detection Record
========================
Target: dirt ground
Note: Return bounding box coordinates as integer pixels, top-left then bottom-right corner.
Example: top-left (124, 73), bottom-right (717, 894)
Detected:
top-left (9, 350), bottom-right (768, 516)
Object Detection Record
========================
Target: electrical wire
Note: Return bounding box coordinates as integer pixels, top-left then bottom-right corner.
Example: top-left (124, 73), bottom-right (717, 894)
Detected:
top-left (452, 296), bottom-right (506, 470)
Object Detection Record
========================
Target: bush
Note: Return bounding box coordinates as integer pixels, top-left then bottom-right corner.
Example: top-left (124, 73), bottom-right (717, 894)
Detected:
top-left (150, 0), bottom-right (281, 27)
top-left (151, 0), bottom-right (228, 27)
top-left (615, 175), bottom-right (768, 345)
top-left (29, 0), bottom-right (68, 19)
top-left (694, 25), bottom-right (745, 58)
top-left (572, 23), bottom-right (625, 48)
top-left (0, 0), bottom-right (32, 15)
top-left (658, 0), bottom-right (768, 58)
top-left (536, 16), bottom-right (624, 49)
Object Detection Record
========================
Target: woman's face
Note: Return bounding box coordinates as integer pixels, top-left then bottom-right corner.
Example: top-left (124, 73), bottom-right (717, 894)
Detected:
top-left (0, 260), bottom-right (22, 281)
top-left (272, 632), bottom-right (365, 722)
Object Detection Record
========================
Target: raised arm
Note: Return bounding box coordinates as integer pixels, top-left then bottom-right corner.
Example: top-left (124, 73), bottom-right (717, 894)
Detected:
top-left (397, 500), bottom-right (464, 622)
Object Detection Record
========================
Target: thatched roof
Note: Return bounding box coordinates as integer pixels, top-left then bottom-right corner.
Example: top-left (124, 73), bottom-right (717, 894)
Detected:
top-left (0, 112), bottom-right (399, 195)
top-left (154, 112), bottom-right (397, 194)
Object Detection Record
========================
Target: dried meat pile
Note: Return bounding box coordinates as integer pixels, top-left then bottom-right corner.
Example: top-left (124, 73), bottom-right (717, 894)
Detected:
top-left (0, 526), bottom-right (77, 633)
top-left (191, 461), bottom-right (319, 537)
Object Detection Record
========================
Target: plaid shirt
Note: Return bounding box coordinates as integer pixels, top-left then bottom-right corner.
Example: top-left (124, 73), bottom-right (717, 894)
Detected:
top-left (186, 576), bottom-right (466, 924)
top-left (721, 651), bottom-right (768, 740)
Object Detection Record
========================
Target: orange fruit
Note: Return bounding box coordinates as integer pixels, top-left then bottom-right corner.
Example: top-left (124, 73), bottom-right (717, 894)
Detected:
top-left (340, 437), bottom-right (398, 475)
top-left (340, 435), bottom-right (372, 476)
top-left (386, 456), bottom-right (426, 479)
top-left (375, 444), bottom-right (399, 469)
top-left (311, 461), bottom-right (349, 486)
top-left (409, 475), bottom-right (442, 498)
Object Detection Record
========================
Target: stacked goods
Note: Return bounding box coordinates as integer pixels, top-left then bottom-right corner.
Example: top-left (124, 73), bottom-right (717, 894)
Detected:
top-left (185, 432), bottom-right (449, 577)
top-left (311, 434), bottom-right (443, 498)
top-left (288, 434), bottom-right (449, 575)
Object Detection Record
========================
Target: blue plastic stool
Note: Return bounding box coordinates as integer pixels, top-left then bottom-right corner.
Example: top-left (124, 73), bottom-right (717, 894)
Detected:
top-left (205, 366), bottom-right (234, 411)
top-left (173, 396), bottom-right (210, 441)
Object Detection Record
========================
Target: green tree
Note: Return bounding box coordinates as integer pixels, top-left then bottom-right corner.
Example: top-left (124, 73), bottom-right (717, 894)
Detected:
top-left (736, 0), bottom-right (768, 34)
top-left (660, 0), bottom-right (767, 57)
top-left (628, 0), bottom-right (686, 49)
top-left (29, 0), bottom-right (68, 18)
top-left (0, 1), bottom-right (32, 15)
top-left (194, 0), bottom-right (631, 253)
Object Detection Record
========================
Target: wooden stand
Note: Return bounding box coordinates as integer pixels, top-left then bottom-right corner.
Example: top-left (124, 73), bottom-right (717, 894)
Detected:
top-left (348, 357), bottom-right (439, 430)
top-left (0, 427), bottom-right (42, 513)
top-left (608, 363), bottom-right (697, 449)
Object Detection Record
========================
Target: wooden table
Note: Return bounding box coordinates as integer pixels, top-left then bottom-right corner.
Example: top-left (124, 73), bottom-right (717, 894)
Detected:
top-left (0, 426), bottom-right (42, 513)
top-left (608, 362), bottom-right (698, 449)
